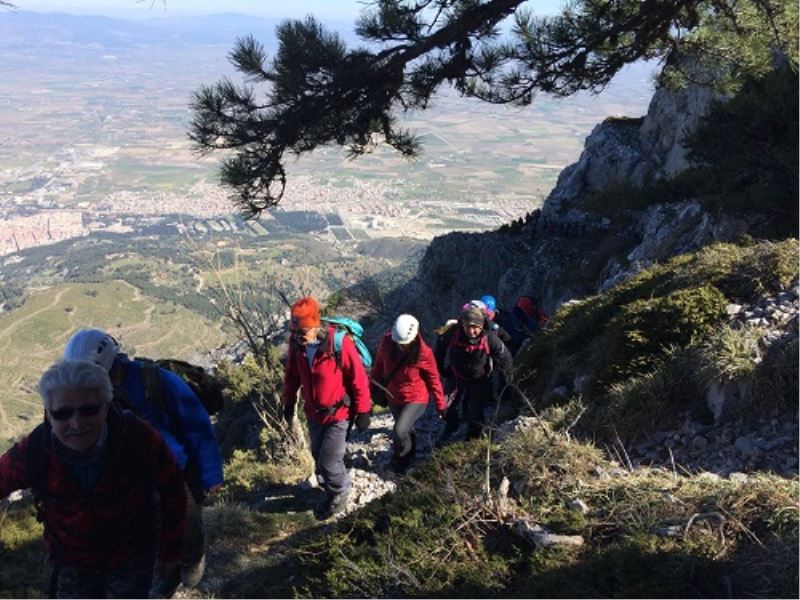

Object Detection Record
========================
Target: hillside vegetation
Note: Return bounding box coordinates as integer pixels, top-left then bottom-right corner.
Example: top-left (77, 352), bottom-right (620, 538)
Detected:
top-left (1, 236), bottom-right (796, 599)
top-left (0, 281), bottom-right (227, 449)
top-left (205, 238), bottom-right (797, 598)
top-left (517, 239), bottom-right (798, 441)
top-left (220, 428), bottom-right (798, 598)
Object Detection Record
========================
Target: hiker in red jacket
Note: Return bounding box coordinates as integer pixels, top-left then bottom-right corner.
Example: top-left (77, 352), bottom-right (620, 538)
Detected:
top-left (0, 360), bottom-right (186, 599)
top-left (283, 296), bottom-right (371, 519)
top-left (371, 314), bottom-right (446, 474)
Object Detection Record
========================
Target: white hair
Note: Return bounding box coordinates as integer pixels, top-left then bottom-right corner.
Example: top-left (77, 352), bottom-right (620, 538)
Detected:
top-left (38, 360), bottom-right (113, 410)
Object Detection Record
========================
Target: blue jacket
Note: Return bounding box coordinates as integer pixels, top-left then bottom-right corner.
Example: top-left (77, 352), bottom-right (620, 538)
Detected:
top-left (116, 356), bottom-right (224, 491)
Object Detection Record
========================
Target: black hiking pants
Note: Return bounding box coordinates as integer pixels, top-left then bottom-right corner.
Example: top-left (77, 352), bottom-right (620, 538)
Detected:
top-left (441, 379), bottom-right (493, 441)
top-left (389, 402), bottom-right (427, 466)
top-left (181, 481), bottom-right (205, 567)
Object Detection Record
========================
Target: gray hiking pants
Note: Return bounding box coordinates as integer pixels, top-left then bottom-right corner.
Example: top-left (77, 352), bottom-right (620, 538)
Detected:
top-left (52, 543), bottom-right (157, 598)
top-left (390, 402), bottom-right (427, 461)
top-left (308, 420), bottom-right (351, 498)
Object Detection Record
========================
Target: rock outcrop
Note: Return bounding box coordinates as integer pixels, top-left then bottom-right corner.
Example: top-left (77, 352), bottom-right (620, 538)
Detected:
top-left (382, 78), bottom-right (745, 334)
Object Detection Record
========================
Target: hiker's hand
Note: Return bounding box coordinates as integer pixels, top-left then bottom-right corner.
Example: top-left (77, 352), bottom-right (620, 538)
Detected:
top-left (206, 484), bottom-right (222, 495)
top-left (283, 404), bottom-right (295, 424)
top-left (150, 561), bottom-right (181, 599)
top-left (354, 412), bottom-right (371, 431)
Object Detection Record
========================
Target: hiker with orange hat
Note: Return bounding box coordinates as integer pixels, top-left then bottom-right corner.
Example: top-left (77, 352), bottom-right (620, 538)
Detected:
top-left (283, 296), bottom-right (371, 519)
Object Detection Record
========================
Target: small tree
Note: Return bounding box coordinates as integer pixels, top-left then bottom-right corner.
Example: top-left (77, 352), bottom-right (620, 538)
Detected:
top-left (190, 0), bottom-right (797, 216)
top-left (202, 250), bottom-right (307, 465)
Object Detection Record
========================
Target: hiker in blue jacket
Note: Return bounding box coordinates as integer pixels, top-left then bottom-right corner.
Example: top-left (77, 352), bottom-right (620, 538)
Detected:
top-left (64, 328), bottom-right (223, 596)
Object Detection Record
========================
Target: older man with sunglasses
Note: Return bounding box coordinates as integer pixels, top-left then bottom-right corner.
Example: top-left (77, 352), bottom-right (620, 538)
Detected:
top-left (0, 360), bottom-right (186, 598)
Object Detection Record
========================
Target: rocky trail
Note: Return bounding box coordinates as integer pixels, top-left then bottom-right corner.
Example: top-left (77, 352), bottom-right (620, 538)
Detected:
top-left (180, 406), bottom-right (451, 598)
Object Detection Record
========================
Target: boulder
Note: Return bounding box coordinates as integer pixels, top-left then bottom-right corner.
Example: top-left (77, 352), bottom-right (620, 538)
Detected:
top-left (706, 379), bottom-right (754, 423)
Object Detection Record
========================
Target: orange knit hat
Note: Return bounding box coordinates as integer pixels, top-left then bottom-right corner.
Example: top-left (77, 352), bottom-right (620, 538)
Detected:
top-left (290, 296), bottom-right (321, 329)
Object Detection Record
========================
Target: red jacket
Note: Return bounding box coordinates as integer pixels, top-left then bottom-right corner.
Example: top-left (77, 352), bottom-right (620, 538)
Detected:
top-left (0, 408), bottom-right (186, 570)
top-left (284, 326), bottom-right (371, 424)
top-left (371, 333), bottom-right (446, 411)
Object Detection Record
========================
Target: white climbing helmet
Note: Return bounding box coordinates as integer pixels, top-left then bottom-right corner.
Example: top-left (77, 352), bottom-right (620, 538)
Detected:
top-left (64, 329), bottom-right (119, 372)
top-left (391, 314), bottom-right (419, 345)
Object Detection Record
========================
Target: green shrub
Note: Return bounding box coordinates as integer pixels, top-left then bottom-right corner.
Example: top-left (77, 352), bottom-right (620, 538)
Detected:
top-left (0, 502), bottom-right (46, 598)
top-left (753, 338), bottom-right (800, 412)
top-left (215, 357), bottom-right (312, 495)
top-left (602, 347), bottom-right (706, 440)
top-left (516, 240), bottom-right (797, 438)
top-left (598, 284), bottom-right (727, 387)
top-left (697, 324), bottom-right (762, 384)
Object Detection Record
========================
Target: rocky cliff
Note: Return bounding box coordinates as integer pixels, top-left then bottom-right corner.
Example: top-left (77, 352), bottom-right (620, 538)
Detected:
top-left (379, 78), bottom-right (751, 335)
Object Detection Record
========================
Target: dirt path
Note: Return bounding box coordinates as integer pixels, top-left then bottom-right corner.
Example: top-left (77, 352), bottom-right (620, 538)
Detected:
top-left (0, 288), bottom-right (68, 348)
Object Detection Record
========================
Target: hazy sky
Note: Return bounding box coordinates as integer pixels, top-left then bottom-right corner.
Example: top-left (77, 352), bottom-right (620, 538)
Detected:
top-left (17, 0), bottom-right (569, 21)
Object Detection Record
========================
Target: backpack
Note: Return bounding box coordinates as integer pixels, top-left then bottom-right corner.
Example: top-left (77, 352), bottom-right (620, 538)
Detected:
top-left (321, 316), bottom-right (373, 370)
top-left (494, 309), bottom-right (524, 355)
top-left (136, 357), bottom-right (225, 416)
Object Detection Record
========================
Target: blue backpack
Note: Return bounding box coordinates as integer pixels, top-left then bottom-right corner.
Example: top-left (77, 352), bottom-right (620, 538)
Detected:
top-left (322, 316), bottom-right (373, 370)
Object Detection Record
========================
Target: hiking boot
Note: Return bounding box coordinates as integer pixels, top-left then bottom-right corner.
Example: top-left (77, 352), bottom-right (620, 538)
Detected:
top-left (389, 455), bottom-right (408, 476)
top-left (435, 423), bottom-right (458, 448)
top-left (181, 553), bottom-right (205, 588)
top-left (150, 562), bottom-right (182, 599)
top-left (315, 490), bottom-right (350, 521)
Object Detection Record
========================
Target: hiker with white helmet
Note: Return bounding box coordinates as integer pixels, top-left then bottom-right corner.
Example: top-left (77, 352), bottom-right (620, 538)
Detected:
top-left (63, 328), bottom-right (222, 596)
top-left (371, 314), bottom-right (446, 474)
top-left (0, 360), bottom-right (187, 598)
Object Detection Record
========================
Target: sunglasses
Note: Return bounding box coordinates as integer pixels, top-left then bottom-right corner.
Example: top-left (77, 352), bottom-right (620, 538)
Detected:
top-left (49, 403), bottom-right (104, 421)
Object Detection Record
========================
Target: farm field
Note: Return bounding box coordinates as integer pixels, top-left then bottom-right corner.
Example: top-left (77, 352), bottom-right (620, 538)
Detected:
top-left (0, 280), bottom-right (228, 450)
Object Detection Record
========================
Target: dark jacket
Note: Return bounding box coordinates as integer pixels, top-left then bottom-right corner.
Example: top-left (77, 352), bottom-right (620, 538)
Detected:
top-left (371, 333), bottom-right (446, 411)
top-left (0, 407), bottom-right (186, 570)
top-left (434, 319), bottom-right (512, 383)
top-left (284, 325), bottom-right (371, 424)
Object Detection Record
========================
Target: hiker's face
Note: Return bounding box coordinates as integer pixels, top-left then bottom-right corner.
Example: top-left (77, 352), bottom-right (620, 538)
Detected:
top-left (48, 388), bottom-right (109, 453)
top-left (463, 321), bottom-right (483, 339)
top-left (293, 326), bottom-right (320, 346)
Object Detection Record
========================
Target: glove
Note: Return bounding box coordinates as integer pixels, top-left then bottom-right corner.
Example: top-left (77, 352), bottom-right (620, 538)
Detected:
top-left (149, 561), bottom-right (181, 599)
top-left (354, 412), bottom-right (371, 431)
top-left (283, 404), bottom-right (295, 424)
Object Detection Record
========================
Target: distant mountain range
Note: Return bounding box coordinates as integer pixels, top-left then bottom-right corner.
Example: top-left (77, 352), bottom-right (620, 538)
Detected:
top-left (0, 10), bottom-right (357, 50)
